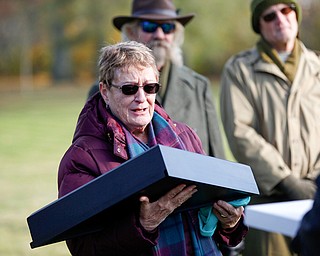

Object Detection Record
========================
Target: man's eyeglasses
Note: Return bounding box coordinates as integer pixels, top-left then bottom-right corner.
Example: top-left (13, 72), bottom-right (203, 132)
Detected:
top-left (140, 21), bottom-right (176, 34)
top-left (262, 4), bottom-right (296, 23)
top-left (108, 82), bottom-right (161, 95)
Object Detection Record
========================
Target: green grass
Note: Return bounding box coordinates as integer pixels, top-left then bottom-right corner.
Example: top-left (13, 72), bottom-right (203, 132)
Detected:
top-left (0, 86), bottom-right (88, 256)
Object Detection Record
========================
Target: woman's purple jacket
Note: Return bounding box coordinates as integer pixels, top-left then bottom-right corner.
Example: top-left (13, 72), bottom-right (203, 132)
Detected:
top-left (58, 93), bottom-right (248, 255)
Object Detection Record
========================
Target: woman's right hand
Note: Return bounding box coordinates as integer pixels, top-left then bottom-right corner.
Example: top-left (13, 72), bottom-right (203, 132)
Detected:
top-left (139, 184), bottom-right (197, 231)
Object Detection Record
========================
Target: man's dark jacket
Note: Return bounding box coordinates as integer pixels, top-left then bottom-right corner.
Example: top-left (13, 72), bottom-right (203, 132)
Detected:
top-left (292, 175), bottom-right (320, 256)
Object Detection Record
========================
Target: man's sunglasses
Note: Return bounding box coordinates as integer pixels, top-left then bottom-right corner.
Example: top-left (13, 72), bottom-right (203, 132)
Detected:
top-left (262, 4), bottom-right (296, 23)
top-left (140, 21), bottom-right (176, 34)
top-left (109, 82), bottom-right (161, 95)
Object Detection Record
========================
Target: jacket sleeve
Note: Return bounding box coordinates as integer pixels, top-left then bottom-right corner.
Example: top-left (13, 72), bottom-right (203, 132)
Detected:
top-left (219, 56), bottom-right (291, 195)
top-left (58, 145), bottom-right (159, 255)
top-left (173, 121), bottom-right (206, 155)
top-left (214, 214), bottom-right (248, 247)
top-left (202, 76), bottom-right (226, 159)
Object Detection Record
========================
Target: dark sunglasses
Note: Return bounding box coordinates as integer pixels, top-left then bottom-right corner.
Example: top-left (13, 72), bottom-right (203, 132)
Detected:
top-left (109, 82), bottom-right (161, 95)
top-left (262, 4), bottom-right (296, 23)
top-left (140, 21), bottom-right (176, 34)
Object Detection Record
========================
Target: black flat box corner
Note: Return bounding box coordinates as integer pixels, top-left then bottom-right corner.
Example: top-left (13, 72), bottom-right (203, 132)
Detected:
top-left (27, 145), bottom-right (259, 248)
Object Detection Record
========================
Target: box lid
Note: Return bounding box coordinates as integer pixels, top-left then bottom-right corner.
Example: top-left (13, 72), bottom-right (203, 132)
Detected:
top-left (27, 145), bottom-right (259, 248)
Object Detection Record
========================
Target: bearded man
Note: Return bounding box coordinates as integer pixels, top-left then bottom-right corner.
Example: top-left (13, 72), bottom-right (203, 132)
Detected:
top-left (88, 0), bottom-right (225, 160)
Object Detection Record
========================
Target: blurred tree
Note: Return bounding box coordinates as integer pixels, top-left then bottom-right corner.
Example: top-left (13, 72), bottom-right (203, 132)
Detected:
top-left (175, 0), bottom-right (256, 77)
top-left (299, 0), bottom-right (320, 50)
top-left (48, 0), bottom-right (75, 83)
top-left (0, 0), bottom-right (45, 90)
top-left (0, 0), bottom-right (318, 88)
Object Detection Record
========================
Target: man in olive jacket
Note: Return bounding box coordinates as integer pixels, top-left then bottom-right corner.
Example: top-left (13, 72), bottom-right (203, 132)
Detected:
top-left (220, 0), bottom-right (320, 255)
top-left (87, 0), bottom-right (225, 159)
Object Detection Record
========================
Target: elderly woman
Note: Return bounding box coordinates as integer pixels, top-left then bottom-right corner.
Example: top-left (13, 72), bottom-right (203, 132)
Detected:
top-left (58, 41), bottom-right (248, 256)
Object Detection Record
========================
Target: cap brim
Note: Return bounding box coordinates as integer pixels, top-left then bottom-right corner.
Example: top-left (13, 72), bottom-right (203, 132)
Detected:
top-left (113, 13), bottom-right (195, 31)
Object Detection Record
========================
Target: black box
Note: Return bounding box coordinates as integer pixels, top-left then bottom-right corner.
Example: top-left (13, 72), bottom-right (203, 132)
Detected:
top-left (27, 145), bottom-right (259, 248)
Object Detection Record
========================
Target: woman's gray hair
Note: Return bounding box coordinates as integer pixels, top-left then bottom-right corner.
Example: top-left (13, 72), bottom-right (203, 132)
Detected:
top-left (98, 41), bottom-right (159, 85)
top-left (121, 20), bottom-right (184, 67)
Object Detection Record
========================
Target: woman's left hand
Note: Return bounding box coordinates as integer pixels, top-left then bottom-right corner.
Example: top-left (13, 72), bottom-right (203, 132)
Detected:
top-left (213, 200), bottom-right (244, 229)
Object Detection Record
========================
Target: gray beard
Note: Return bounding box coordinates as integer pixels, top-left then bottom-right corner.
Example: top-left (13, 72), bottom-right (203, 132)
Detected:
top-left (146, 40), bottom-right (170, 70)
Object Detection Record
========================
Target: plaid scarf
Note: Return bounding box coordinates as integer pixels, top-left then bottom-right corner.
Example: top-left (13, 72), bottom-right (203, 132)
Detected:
top-left (123, 112), bottom-right (186, 158)
top-left (122, 111), bottom-right (222, 255)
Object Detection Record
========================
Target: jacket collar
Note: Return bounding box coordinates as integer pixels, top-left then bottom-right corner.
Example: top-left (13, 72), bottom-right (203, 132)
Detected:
top-left (79, 94), bottom-right (174, 161)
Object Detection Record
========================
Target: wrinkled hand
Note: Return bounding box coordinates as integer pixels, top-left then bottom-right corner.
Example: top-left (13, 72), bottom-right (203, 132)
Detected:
top-left (139, 184), bottom-right (197, 231)
top-left (213, 200), bottom-right (244, 229)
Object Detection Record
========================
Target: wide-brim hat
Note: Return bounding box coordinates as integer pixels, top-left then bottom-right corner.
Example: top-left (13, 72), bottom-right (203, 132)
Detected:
top-left (113, 0), bottom-right (195, 31)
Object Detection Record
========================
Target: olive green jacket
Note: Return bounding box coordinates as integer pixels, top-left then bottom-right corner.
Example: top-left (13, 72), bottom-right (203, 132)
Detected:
top-left (220, 41), bottom-right (320, 197)
top-left (157, 63), bottom-right (225, 158)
